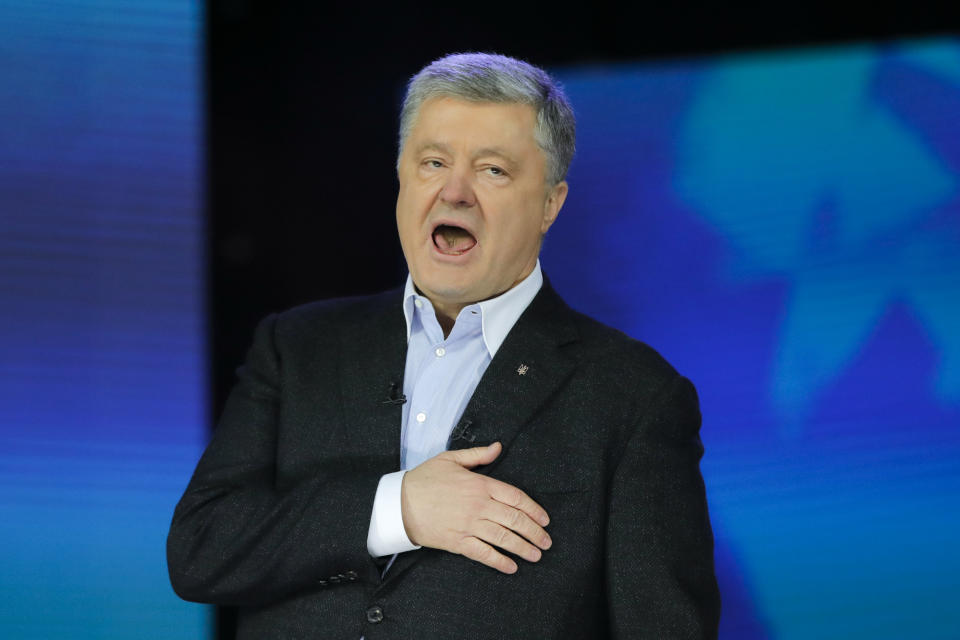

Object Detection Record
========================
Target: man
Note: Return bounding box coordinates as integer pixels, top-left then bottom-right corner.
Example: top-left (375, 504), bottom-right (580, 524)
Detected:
top-left (168, 53), bottom-right (720, 639)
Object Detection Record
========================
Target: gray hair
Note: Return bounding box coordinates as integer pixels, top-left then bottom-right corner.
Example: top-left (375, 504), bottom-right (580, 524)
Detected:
top-left (398, 53), bottom-right (576, 185)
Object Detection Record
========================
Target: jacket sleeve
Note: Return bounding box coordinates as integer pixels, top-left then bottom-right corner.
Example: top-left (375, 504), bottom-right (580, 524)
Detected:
top-left (166, 313), bottom-right (384, 607)
top-left (606, 374), bottom-right (721, 639)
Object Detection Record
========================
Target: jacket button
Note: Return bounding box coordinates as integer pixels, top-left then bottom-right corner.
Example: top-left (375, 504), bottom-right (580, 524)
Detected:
top-left (366, 605), bottom-right (384, 624)
top-left (329, 575), bottom-right (341, 584)
top-left (317, 579), bottom-right (328, 587)
top-left (346, 570), bottom-right (358, 581)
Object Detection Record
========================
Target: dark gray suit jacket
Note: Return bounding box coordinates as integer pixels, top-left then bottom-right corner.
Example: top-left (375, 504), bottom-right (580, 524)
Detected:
top-left (167, 281), bottom-right (720, 639)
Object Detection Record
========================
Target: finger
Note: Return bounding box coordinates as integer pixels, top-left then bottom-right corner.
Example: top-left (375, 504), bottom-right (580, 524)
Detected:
top-left (445, 441), bottom-right (502, 469)
top-left (474, 519), bottom-right (543, 563)
top-left (458, 535), bottom-right (518, 574)
top-left (487, 500), bottom-right (552, 550)
top-left (486, 479), bottom-right (550, 527)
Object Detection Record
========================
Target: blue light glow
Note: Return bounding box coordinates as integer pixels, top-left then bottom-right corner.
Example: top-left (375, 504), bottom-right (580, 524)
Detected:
top-left (0, 1), bottom-right (209, 637)
top-left (547, 38), bottom-right (960, 639)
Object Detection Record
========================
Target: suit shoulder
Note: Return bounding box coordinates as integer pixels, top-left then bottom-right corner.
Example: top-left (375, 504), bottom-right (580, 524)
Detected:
top-left (565, 307), bottom-right (683, 385)
top-left (237, 289), bottom-right (404, 361)
top-left (270, 288), bottom-right (401, 332)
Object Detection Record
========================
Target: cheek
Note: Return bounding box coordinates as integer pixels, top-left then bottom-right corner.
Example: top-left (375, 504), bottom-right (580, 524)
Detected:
top-left (509, 194), bottom-right (550, 236)
top-left (398, 183), bottom-right (434, 216)
top-left (396, 212), bottom-right (417, 251)
top-left (395, 201), bottom-right (414, 246)
top-left (395, 191), bottom-right (418, 227)
top-left (396, 194), bottom-right (434, 252)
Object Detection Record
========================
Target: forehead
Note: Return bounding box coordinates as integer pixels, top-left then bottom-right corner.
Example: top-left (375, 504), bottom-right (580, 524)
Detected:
top-left (408, 97), bottom-right (539, 152)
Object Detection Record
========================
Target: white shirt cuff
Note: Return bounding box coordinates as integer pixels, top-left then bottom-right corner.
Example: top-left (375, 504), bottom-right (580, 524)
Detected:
top-left (367, 470), bottom-right (421, 557)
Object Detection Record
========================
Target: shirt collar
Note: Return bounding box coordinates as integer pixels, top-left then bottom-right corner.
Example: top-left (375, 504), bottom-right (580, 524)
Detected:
top-left (402, 260), bottom-right (543, 358)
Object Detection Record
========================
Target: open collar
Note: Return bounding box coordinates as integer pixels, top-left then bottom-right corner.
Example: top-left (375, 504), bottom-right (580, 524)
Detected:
top-left (402, 261), bottom-right (544, 358)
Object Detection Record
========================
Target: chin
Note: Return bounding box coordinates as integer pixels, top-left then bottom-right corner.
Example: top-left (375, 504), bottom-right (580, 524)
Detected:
top-left (421, 281), bottom-right (474, 304)
top-left (415, 272), bottom-right (477, 303)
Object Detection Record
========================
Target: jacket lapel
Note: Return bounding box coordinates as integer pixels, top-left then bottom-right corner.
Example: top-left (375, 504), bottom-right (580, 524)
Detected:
top-left (448, 278), bottom-right (579, 462)
top-left (380, 279), bottom-right (580, 586)
top-left (336, 289), bottom-right (408, 468)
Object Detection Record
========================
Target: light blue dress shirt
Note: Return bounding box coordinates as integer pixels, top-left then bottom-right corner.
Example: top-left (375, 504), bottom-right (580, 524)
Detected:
top-left (366, 261), bottom-right (543, 557)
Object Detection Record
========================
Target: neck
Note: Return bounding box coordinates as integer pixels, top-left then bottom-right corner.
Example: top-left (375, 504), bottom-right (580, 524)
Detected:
top-left (416, 260), bottom-right (540, 338)
top-left (431, 301), bottom-right (460, 338)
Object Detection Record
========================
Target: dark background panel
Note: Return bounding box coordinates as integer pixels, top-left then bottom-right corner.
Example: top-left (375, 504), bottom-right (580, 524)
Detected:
top-left (208, 2), bottom-right (959, 412)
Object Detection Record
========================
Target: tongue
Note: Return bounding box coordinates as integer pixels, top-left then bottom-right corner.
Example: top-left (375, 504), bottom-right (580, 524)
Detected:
top-left (433, 225), bottom-right (477, 255)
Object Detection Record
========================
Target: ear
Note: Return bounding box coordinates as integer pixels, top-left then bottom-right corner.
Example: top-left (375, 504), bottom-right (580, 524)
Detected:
top-left (541, 181), bottom-right (568, 234)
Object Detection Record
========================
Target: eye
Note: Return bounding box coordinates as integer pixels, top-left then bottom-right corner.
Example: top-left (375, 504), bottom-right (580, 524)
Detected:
top-left (485, 165), bottom-right (508, 177)
top-left (423, 159), bottom-right (444, 169)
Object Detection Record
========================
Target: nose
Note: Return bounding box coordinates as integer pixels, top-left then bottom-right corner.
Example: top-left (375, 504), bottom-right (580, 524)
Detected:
top-left (438, 169), bottom-right (476, 208)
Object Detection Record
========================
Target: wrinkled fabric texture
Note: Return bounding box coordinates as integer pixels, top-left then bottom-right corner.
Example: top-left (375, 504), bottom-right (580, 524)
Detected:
top-left (166, 279), bottom-right (721, 639)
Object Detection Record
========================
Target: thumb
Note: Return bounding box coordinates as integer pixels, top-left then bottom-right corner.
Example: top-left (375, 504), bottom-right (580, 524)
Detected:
top-left (448, 442), bottom-right (502, 469)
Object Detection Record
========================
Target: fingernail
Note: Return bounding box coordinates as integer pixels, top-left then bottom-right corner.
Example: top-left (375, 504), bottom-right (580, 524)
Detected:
top-left (541, 535), bottom-right (552, 549)
top-left (529, 548), bottom-right (542, 562)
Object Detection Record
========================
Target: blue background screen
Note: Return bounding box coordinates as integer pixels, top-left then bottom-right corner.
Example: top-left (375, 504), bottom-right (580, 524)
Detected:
top-left (544, 39), bottom-right (960, 639)
top-left (0, 1), bottom-right (209, 637)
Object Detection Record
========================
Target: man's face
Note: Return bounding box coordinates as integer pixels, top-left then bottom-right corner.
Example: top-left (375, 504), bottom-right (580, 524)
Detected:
top-left (396, 96), bottom-right (567, 313)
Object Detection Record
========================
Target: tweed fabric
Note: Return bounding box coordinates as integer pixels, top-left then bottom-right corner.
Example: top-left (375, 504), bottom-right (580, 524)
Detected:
top-left (167, 280), bottom-right (721, 639)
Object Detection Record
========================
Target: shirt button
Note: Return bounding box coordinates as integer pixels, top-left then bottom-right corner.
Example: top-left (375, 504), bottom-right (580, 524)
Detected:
top-left (414, 299), bottom-right (423, 308)
top-left (415, 412), bottom-right (426, 423)
top-left (366, 605), bottom-right (384, 624)
top-left (435, 347), bottom-right (446, 357)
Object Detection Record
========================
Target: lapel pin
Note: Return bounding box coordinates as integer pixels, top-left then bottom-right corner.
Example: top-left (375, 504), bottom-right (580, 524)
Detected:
top-left (517, 364), bottom-right (529, 376)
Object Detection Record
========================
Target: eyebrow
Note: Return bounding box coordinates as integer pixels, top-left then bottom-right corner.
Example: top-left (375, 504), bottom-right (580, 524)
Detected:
top-left (415, 142), bottom-right (520, 171)
top-left (472, 147), bottom-right (519, 170)
top-left (415, 142), bottom-right (453, 157)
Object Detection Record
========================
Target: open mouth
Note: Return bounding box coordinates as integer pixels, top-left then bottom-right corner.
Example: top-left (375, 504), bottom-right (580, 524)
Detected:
top-left (432, 224), bottom-right (477, 256)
